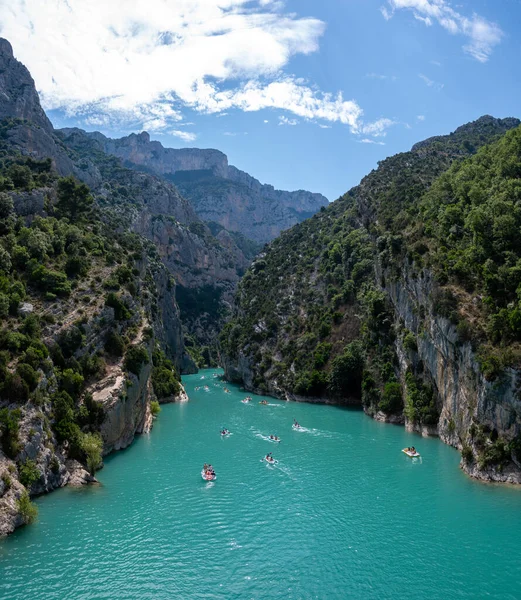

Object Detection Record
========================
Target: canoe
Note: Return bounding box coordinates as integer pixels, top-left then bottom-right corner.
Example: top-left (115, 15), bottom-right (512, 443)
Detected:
top-left (402, 448), bottom-right (421, 458)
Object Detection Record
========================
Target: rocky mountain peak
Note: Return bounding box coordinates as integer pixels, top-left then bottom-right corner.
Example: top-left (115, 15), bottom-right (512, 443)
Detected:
top-left (0, 37), bottom-right (52, 131)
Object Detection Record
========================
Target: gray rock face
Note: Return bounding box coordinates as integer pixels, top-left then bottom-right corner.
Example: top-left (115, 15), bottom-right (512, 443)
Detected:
top-left (383, 264), bottom-right (521, 482)
top-left (72, 129), bottom-right (328, 243)
top-left (0, 38), bottom-right (51, 129)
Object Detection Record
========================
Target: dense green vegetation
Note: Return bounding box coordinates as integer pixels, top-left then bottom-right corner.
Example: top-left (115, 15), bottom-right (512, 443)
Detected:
top-left (221, 117), bottom-right (521, 426)
top-left (0, 145), bottom-right (179, 512)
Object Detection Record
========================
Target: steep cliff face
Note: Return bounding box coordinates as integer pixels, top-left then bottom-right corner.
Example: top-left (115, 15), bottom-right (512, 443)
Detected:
top-left (221, 116), bottom-right (521, 484)
top-left (84, 130), bottom-right (328, 243)
top-left (0, 37), bottom-right (193, 536)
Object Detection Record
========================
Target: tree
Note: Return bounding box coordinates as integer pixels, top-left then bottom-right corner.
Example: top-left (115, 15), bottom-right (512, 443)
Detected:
top-left (56, 176), bottom-right (93, 221)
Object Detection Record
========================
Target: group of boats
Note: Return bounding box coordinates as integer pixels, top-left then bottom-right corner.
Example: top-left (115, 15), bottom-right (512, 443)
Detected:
top-left (201, 382), bottom-right (421, 481)
top-left (201, 418), bottom-right (303, 480)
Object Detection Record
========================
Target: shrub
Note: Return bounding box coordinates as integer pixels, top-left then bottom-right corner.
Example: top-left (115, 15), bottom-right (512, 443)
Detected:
top-left (79, 432), bottom-right (103, 474)
top-left (17, 491), bottom-right (38, 524)
top-left (379, 382), bottom-right (403, 413)
top-left (105, 293), bottom-right (131, 321)
top-left (60, 368), bottom-right (84, 398)
top-left (403, 332), bottom-right (417, 352)
top-left (16, 363), bottom-right (40, 391)
top-left (461, 444), bottom-right (473, 463)
top-left (18, 459), bottom-right (40, 489)
top-left (150, 400), bottom-right (161, 416)
top-left (328, 341), bottom-right (364, 397)
top-left (152, 366), bottom-right (180, 399)
top-left (104, 330), bottom-right (125, 357)
top-left (0, 408), bottom-right (22, 458)
top-left (124, 345), bottom-right (149, 376)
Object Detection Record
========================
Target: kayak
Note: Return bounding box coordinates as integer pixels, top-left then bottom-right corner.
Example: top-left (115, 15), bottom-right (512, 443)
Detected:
top-left (402, 448), bottom-right (421, 458)
top-left (201, 469), bottom-right (216, 481)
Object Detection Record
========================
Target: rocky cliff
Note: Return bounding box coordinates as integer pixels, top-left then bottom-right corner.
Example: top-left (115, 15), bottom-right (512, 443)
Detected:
top-left (221, 116), bottom-right (521, 484)
top-left (0, 38), bottom-right (191, 536)
top-left (82, 130), bottom-right (328, 243)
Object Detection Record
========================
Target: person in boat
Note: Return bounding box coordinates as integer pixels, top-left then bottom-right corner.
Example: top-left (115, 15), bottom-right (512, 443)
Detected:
top-left (274, 436), bottom-right (279, 441)
top-left (270, 434), bottom-right (274, 439)
top-left (294, 419), bottom-right (300, 428)
top-left (266, 453), bottom-right (273, 462)
top-left (411, 447), bottom-right (416, 453)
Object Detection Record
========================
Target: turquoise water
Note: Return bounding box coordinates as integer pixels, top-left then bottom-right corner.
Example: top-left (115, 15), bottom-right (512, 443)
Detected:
top-left (1, 369), bottom-right (521, 599)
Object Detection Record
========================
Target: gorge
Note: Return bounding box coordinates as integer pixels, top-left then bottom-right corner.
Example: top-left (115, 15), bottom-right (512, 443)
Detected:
top-left (1, 29), bottom-right (521, 551)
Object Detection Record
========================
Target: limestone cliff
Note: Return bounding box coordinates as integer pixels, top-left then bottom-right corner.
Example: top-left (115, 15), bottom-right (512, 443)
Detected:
top-left (221, 116), bottom-right (521, 484)
top-left (80, 130), bottom-right (328, 243)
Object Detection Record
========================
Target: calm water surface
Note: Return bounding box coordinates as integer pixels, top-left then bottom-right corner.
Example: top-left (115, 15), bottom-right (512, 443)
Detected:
top-left (1, 368), bottom-right (521, 599)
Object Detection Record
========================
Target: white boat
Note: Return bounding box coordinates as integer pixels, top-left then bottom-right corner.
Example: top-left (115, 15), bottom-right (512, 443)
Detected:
top-left (241, 398), bottom-right (251, 404)
top-left (292, 424), bottom-right (301, 430)
top-left (221, 430), bottom-right (231, 437)
top-left (264, 456), bottom-right (277, 464)
top-left (268, 437), bottom-right (281, 443)
top-left (402, 448), bottom-right (421, 458)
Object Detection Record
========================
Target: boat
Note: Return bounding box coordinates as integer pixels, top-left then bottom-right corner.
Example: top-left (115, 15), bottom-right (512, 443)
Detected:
top-left (402, 448), bottom-right (420, 458)
top-left (292, 424), bottom-right (301, 430)
top-left (221, 430), bottom-right (231, 437)
top-left (241, 398), bottom-right (251, 404)
top-left (268, 436), bottom-right (281, 443)
top-left (259, 400), bottom-right (268, 405)
top-left (201, 469), bottom-right (216, 481)
top-left (264, 456), bottom-right (277, 464)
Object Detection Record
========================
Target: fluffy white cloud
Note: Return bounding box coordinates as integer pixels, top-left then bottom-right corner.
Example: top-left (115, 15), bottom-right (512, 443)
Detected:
top-left (359, 118), bottom-right (396, 137)
top-left (417, 114), bottom-right (426, 121)
top-left (382, 0), bottom-right (503, 62)
top-left (0, 0), bottom-right (372, 133)
top-left (170, 130), bottom-right (197, 142)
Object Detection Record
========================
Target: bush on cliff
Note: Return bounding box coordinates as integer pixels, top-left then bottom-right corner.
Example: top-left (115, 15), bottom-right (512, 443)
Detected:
top-left (124, 345), bottom-right (149, 376)
top-left (17, 491), bottom-right (38, 524)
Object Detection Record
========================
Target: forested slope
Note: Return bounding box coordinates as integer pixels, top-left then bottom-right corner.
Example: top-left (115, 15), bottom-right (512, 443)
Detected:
top-left (221, 116), bottom-right (521, 483)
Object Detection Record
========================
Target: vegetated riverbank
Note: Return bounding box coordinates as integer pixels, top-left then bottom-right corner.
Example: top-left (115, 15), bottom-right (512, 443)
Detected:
top-left (221, 118), bottom-right (521, 486)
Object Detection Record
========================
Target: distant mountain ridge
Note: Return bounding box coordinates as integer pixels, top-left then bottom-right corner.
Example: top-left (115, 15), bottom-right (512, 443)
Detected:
top-left (75, 130), bottom-right (328, 243)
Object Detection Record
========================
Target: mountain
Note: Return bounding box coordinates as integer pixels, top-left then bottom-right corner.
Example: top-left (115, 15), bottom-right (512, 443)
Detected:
top-left (83, 130), bottom-right (328, 243)
top-left (0, 36), bottom-right (254, 360)
top-left (0, 36), bottom-right (244, 534)
top-left (220, 115), bottom-right (521, 484)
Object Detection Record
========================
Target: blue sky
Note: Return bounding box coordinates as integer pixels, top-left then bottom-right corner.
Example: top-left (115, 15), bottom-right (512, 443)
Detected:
top-left (1, 0), bottom-right (519, 200)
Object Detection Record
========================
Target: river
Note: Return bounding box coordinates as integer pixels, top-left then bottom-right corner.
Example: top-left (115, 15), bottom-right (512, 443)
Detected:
top-left (1, 368), bottom-right (521, 599)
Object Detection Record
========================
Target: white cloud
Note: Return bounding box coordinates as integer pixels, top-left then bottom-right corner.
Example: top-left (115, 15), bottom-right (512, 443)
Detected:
top-left (417, 114), bottom-right (425, 121)
top-left (0, 0), bottom-right (375, 134)
top-left (359, 138), bottom-right (386, 146)
top-left (170, 130), bottom-right (197, 142)
top-left (382, 0), bottom-right (503, 62)
top-left (278, 115), bottom-right (299, 126)
top-left (263, 119), bottom-right (269, 123)
top-left (359, 118), bottom-right (396, 137)
top-left (419, 73), bottom-right (444, 91)
top-left (319, 124), bottom-right (331, 129)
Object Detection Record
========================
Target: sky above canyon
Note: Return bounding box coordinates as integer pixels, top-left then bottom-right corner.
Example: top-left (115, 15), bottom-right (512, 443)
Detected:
top-left (1, 0), bottom-right (519, 200)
